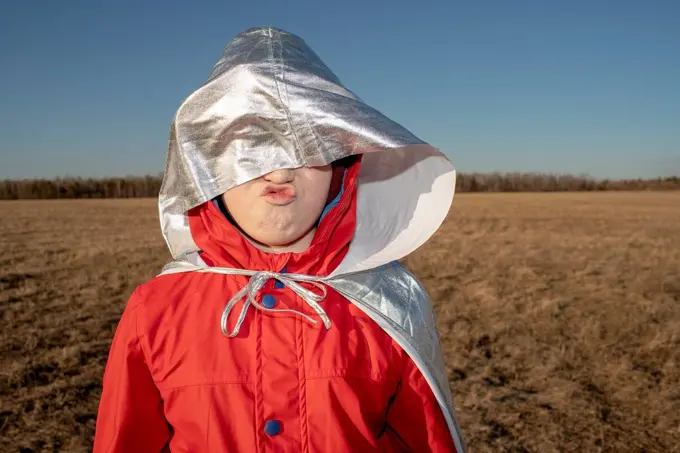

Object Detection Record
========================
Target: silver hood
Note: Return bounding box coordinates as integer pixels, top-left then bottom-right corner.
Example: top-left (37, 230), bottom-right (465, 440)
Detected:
top-left (159, 27), bottom-right (456, 273)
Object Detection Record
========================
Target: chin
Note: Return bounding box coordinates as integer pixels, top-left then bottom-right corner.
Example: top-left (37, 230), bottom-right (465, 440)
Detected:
top-left (255, 233), bottom-right (301, 247)
top-left (252, 225), bottom-right (313, 248)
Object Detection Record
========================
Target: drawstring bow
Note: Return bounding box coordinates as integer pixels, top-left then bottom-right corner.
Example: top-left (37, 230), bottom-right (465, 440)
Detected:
top-left (196, 268), bottom-right (331, 337)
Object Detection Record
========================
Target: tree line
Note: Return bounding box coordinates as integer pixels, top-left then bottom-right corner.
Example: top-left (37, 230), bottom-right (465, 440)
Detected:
top-left (0, 173), bottom-right (678, 200)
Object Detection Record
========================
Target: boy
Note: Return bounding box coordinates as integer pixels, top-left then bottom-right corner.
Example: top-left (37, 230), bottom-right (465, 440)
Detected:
top-left (93, 27), bottom-right (465, 452)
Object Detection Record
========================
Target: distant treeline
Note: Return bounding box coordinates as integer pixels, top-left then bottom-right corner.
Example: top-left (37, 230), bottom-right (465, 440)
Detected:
top-left (1, 173), bottom-right (679, 200)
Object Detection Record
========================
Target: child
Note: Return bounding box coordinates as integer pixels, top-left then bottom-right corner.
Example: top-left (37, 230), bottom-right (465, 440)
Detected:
top-left (93, 27), bottom-right (465, 453)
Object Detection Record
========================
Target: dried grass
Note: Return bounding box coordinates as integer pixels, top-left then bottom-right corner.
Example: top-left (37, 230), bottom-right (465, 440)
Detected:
top-left (1, 192), bottom-right (679, 452)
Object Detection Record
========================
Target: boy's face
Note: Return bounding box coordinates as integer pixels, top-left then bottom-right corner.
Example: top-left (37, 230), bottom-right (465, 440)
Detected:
top-left (222, 165), bottom-right (333, 250)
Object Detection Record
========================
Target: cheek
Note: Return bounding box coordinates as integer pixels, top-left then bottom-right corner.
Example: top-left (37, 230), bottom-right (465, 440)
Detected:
top-left (295, 179), bottom-right (332, 223)
top-left (223, 188), bottom-right (254, 219)
top-left (308, 172), bottom-right (333, 200)
top-left (224, 189), bottom-right (279, 231)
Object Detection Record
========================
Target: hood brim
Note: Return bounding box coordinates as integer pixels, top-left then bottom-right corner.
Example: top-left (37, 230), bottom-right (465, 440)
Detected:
top-left (158, 27), bottom-right (455, 273)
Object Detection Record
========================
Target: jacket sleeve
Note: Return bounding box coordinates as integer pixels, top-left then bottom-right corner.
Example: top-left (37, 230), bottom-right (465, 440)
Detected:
top-left (93, 289), bottom-right (171, 453)
top-left (382, 354), bottom-right (460, 453)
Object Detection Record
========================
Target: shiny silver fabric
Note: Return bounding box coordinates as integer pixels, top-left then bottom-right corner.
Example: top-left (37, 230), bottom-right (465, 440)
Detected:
top-left (157, 26), bottom-right (464, 450)
top-left (159, 27), bottom-right (428, 259)
top-left (159, 255), bottom-right (466, 452)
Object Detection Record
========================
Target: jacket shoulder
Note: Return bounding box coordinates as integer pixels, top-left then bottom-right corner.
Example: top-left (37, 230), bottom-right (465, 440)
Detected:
top-left (125, 271), bottom-right (200, 311)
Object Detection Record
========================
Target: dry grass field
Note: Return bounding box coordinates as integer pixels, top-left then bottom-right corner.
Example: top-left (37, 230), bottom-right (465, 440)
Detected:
top-left (1, 192), bottom-right (679, 452)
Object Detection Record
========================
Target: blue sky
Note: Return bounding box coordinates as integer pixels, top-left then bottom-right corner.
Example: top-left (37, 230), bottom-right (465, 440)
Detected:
top-left (1, 0), bottom-right (678, 179)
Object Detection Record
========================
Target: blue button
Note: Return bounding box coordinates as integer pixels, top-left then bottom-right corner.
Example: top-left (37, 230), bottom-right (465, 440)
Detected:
top-left (264, 419), bottom-right (281, 436)
top-left (262, 294), bottom-right (277, 309)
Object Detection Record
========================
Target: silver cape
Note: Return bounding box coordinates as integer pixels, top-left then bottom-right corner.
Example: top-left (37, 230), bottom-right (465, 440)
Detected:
top-left (157, 27), bottom-right (465, 452)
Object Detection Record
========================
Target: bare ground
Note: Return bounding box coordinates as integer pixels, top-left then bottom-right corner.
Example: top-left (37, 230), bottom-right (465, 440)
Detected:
top-left (1, 192), bottom-right (679, 452)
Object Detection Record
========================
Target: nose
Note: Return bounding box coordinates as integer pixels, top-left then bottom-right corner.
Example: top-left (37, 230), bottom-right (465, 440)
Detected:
top-left (264, 168), bottom-right (295, 184)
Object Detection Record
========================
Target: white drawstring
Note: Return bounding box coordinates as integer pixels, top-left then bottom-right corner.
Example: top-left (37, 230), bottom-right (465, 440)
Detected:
top-left (195, 268), bottom-right (331, 337)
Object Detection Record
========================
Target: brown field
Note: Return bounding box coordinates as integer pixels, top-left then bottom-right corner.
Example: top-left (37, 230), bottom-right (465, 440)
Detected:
top-left (1, 192), bottom-right (679, 452)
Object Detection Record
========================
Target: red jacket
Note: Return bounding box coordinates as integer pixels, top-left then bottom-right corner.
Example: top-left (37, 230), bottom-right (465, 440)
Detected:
top-left (93, 161), bottom-right (457, 452)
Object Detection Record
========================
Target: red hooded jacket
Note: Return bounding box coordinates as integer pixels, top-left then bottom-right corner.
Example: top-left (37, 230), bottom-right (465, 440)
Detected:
top-left (93, 159), bottom-right (457, 452)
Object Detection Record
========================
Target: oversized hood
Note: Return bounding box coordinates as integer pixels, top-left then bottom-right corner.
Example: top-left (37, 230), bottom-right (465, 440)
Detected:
top-left (159, 27), bottom-right (456, 277)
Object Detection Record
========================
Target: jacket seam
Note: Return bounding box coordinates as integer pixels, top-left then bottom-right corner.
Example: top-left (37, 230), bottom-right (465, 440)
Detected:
top-left (154, 372), bottom-right (391, 389)
top-left (296, 314), bottom-right (310, 453)
top-left (157, 380), bottom-right (252, 391)
top-left (305, 369), bottom-right (396, 384)
top-left (134, 303), bottom-right (154, 378)
top-left (255, 311), bottom-right (264, 452)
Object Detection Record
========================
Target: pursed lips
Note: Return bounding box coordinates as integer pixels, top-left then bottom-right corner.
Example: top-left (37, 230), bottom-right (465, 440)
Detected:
top-left (261, 184), bottom-right (296, 205)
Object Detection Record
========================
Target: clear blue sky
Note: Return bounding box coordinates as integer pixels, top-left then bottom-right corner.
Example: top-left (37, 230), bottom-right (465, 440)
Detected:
top-left (1, 0), bottom-right (678, 179)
